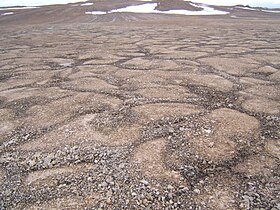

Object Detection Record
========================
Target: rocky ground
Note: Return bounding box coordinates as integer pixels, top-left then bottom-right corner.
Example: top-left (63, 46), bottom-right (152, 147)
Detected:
top-left (0, 1), bottom-right (280, 209)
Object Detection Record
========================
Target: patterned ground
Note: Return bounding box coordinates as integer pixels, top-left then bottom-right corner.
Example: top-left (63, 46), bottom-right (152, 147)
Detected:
top-left (0, 2), bottom-right (280, 209)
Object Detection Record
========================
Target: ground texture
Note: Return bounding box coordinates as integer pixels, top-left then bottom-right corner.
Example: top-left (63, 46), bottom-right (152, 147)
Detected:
top-left (0, 1), bottom-right (280, 209)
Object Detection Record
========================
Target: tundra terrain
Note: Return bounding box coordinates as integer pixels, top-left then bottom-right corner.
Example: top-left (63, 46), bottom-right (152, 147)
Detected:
top-left (0, 0), bottom-right (279, 209)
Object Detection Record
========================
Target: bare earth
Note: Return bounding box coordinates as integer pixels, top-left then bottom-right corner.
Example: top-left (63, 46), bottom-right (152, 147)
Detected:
top-left (0, 0), bottom-right (279, 209)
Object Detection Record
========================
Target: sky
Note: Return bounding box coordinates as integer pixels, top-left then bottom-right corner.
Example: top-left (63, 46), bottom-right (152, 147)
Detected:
top-left (191, 0), bottom-right (280, 8)
top-left (0, 0), bottom-right (86, 7)
top-left (0, 0), bottom-right (279, 8)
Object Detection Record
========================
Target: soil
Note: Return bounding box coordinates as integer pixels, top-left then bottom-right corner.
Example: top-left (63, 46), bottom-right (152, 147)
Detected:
top-left (0, 1), bottom-right (279, 209)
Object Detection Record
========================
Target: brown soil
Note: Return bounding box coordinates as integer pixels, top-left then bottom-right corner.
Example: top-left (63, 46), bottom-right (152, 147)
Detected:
top-left (0, 1), bottom-right (279, 209)
top-left (132, 138), bottom-right (181, 181)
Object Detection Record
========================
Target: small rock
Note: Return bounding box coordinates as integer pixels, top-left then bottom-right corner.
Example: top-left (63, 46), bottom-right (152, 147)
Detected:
top-left (60, 63), bottom-right (72, 67)
top-left (146, 194), bottom-right (153, 201)
top-left (101, 182), bottom-right (108, 188)
top-left (209, 142), bottom-right (214, 147)
top-left (167, 185), bottom-right (173, 190)
top-left (169, 128), bottom-right (175, 133)
top-left (131, 192), bottom-right (137, 196)
top-left (43, 154), bottom-right (55, 167)
top-left (140, 180), bottom-right (149, 185)
top-left (106, 197), bottom-right (112, 205)
top-left (106, 190), bottom-right (113, 197)
top-left (106, 176), bottom-right (114, 183)
top-left (193, 189), bottom-right (200, 194)
top-left (27, 160), bottom-right (36, 167)
top-left (119, 163), bottom-right (125, 169)
top-left (199, 180), bottom-right (205, 184)
top-left (204, 129), bottom-right (211, 134)
top-left (167, 193), bottom-right (173, 200)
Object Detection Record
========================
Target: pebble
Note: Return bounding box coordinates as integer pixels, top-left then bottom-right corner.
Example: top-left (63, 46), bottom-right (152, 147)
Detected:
top-left (43, 154), bottom-right (55, 167)
top-left (106, 176), bottom-right (114, 183)
top-left (119, 163), bottom-right (125, 169)
top-left (167, 193), bottom-right (173, 200)
top-left (131, 192), bottom-right (137, 196)
top-left (169, 128), bottom-right (175, 133)
top-left (140, 180), bottom-right (149, 185)
top-left (209, 142), bottom-right (214, 147)
top-left (106, 197), bottom-right (112, 205)
top-left (193, 189), bottom-right (200, 194)
top-left (100, 182), bottom-right (108, 188)
top-left (27, 160), bottom-right (36, 167)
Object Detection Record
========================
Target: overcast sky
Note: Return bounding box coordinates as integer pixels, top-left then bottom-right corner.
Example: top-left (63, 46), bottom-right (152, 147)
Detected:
top-left (0, 0), bottom-right (86, 7)
top-left (191, 0), bottom-right (280, 8)
top-left (0, 0), bottom-right (279, 8)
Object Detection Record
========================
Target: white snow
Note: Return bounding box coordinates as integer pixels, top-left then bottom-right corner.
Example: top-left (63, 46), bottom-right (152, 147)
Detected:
top-left (109, 3), bottom-right (158, 14)
top-left (0, 6), bottom-right (38, 10)
top-left (261, 9), bottom-right (280, 13)
top-left (189, 3), bottom-right (201, 8)
top-left (86, 3), bottom-right (229, 16)
top-left (81, 2), bottom-right (93, 6)
top-left (114, 3), bottom-right (157, 13)
top-left (1, 12), bottom-right (14, 15)
top-left (85, 11), bottom-right (106, 15)
top-left (59, 63), bottom-right (72, 67)
top-left (235, 6), bottom-right (258, 11)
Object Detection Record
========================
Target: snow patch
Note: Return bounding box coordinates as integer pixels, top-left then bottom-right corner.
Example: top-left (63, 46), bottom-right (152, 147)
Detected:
top-left (1, 12), bottom-right (14, 15)
top-left (81, 2), bottom-right (93, 6)
top-left (85, 11), bottom-right (106, 15)
top-left (85, 3), bottom-right (229, 16)
top-left (235, 6), bottom-right (258, 11)
top-left (109, 3), bottom-right (158, 14)
top-left (0, 6), bottom-right (38, 10)
top-left (261, 9), bottom-right (280, 13)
